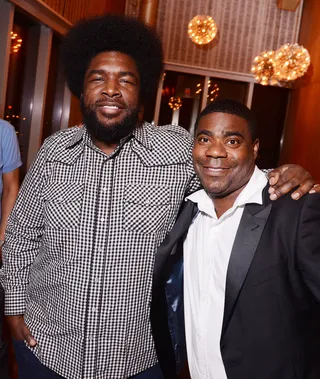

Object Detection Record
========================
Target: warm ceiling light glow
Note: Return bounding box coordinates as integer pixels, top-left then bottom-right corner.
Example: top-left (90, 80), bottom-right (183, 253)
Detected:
top-left (10, 31), bottom-right (23, 53)
top-left (188, 15), bottom-right (218, 45)
top-left (273, 43), bottom-right (310, 82)
top-left (209, 83), bottom-right (219, 101)
top-left (251, 50), bottom-right (276, 86)
top-left (168, 97), bottom-right (182, 110)
top-left (251, 43), bottom-right (311, 86)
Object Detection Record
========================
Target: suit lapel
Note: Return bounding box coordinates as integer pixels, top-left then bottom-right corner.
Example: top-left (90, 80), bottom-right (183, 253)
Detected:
top-left (221, 201), bottom-right (272, 336)
top-left (153, 200), bottom-right (198, 285)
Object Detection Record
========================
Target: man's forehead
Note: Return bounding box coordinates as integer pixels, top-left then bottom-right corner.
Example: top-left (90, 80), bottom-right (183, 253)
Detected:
top-left (198, 112), bottom-right (249, 130)
top-left (88, 51), bottom-right (137, 66)
top-left (85, 51), bottom-right (140, 79)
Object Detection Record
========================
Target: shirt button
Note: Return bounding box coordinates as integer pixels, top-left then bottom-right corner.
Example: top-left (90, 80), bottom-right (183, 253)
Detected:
top-left (100, 217), bottom-right (105, 222)
top-left (102, 187), bottom-right (107, 192)
top-left (145, 199), bottom-right (151, 205)
top-left (92, 307), bottom-right (97, 313)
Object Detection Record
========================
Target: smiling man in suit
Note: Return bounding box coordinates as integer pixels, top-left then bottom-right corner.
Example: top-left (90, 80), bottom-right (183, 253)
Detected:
top-left (152, 99), bottom-right (320, 379)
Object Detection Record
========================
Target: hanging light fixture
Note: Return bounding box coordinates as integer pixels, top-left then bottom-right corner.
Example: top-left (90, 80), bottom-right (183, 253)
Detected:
top-left (11, 31), bottom-right (23, 53)
top-left (208, 83), bottom-right (219, 101)
top-left (168, 97), bottom-right (182, 110)
top-left (251, 51), bottom-right (277, 86)
top-left (251, 43), bottom-right (310, 86)
top-left (188, 15), bottom-right (218, 45)
top-left (273, 43), bottom-right (310, 82)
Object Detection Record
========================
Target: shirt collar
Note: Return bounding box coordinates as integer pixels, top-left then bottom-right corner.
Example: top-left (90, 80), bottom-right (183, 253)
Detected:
top-left (65, 125), bottom-right (86, 148)
top-left (132, 122), bottom-right (153, 150)
top-left (187, 166), bottom-right (267, 218)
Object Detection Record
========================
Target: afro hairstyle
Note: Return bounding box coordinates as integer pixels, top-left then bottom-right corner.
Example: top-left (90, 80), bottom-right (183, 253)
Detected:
top-left (194, 98), bottom-right (258, 141)
top-left (61, 14), bottom-right (164, 104)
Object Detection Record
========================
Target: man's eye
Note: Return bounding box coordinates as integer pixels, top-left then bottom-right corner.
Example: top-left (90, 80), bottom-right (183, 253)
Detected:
top-left (227, 139), bottom-right (240, 145)
top-left (120, 79), bottom-right (132, 84)
top-left (92, 77), bottom-right (103, 82)
top-left (198, 137), bottom-right (209, 143)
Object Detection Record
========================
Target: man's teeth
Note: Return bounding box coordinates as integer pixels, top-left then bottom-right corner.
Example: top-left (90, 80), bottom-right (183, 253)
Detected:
top-left (103, 105), bottom-right (119, 109)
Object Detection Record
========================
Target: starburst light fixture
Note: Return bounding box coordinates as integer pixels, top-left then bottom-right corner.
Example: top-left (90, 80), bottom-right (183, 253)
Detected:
top-left (168, 97), bottom-right (182, 110)
top-left (251, 44), bottom-right (311, 86)
top-left (208, 83), bottom-right (219, 101)
top-left (273, 43), bottom-right (310, 82)
top-left (251, 51), bottom-right (276, 86)
top-left (11, 31), bottom-right (23, 53)
top-left (188, 15), bottom-right (218, 45)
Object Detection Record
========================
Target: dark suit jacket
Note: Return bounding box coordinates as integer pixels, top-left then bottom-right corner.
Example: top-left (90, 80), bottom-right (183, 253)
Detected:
top-left (151, 185), bottom-right (320, 379)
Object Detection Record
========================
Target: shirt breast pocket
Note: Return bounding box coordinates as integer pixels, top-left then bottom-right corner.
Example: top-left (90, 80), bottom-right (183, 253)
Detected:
top-left (42, 182), bottom-right (84, 230)
top-left (123, 184), bottom-right (170, 235)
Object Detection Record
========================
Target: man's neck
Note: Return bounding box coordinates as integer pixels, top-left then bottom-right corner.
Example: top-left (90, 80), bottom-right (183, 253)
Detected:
top-left (210, 188), bottom-right (243, 219)
top-left (92, 138), bottom-right (119, 155)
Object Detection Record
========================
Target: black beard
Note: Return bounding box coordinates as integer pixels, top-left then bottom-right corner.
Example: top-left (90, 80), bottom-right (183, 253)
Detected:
top-left (80, 99), bottom-right (140, 144)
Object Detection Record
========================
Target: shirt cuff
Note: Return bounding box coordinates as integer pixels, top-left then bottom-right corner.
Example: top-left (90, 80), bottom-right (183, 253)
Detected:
top-left (4, 290), bottom-right (26, 315)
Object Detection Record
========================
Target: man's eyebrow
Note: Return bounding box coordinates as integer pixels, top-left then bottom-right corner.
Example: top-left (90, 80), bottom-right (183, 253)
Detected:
top-left (86, 69), bottom-right (138, 81)
top-left (195, 130), bottom-right (212, 137)
top-left (223, 131), bottom-right (244, 138)
top-left (86, 69), bottom-right (105, 77)
top-left (195, 130), bottom-right (245, 138)
top-left (119, 71), bottom-right (139, 81)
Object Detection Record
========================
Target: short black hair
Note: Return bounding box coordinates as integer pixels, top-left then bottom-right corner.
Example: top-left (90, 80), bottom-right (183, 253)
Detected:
top-left (61, 14), bottom-right (164, 104)
top-left (195, 99), bottom-right (258, 141)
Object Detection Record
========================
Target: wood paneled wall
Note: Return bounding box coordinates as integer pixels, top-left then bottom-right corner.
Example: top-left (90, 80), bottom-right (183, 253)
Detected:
top-left (280, 0), bottom-right (320, 180)
top-left (41, 0), bottom-right (126, 24)
top-left (41, 0), bottom-right (88, 23)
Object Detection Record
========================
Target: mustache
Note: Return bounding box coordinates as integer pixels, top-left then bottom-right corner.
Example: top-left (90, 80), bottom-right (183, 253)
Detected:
top-left (197, 159), bottom-right (228, 167)
top-left (93, 98), bottom-right (126, 108)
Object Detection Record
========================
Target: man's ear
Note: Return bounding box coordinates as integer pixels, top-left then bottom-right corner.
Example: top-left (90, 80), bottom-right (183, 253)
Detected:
top-left (253, 139), bottom-right (259, 160)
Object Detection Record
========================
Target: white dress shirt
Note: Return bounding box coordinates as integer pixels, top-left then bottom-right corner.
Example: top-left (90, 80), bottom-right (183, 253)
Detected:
top-left (184, 167), bottom-right (267, 379)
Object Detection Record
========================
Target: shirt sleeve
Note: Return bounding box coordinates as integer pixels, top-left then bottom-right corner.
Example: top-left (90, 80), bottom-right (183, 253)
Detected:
top-left (0, 143), bottom-right (46, 315)
top-left (185, 143), bottom-right (202, 197)
top-left (1, 121), bottom-right (22, 173)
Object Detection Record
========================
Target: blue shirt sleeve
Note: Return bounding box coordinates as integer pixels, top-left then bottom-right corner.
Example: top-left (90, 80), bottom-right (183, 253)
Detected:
top-left (0, 119), bottom-right (22, 174)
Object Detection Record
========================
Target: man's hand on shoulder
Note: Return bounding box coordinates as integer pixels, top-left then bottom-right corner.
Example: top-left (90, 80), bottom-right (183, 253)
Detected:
top-left (267, 164), bottom-right (319, 200)
top-left (6, 315), bottom-right (37, 347)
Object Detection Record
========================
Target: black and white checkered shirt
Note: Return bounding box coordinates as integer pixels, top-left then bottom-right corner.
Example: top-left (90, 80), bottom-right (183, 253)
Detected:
top-left (0, 123), bottom-right (200, 379)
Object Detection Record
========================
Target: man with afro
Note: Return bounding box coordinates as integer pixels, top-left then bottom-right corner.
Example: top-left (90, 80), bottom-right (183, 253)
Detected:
top-left (0, 13), bottom-right (316, 379)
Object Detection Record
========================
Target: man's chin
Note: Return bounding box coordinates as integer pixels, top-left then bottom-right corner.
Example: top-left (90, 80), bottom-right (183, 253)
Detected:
top-left (85, 115), bottom-right (139, 144)
top-left (81, 101), bottom-right (140, 145)
top-left (98, 121), bottom-right (120, 130)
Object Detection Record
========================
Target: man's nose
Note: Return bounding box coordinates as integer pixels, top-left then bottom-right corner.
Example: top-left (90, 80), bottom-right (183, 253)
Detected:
top-left (102, 79), bottom-right (121, 97)
top-left (206, 142), bottom-right (227, 158)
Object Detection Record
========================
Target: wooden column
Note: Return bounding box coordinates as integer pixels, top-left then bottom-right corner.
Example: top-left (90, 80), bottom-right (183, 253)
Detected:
top-left (104, 0), bottom-right (126, 15)
top-left (139, 0), bottom-right (159, 27)
top-left (280, 0), bottom-right (320, 180)
top-left (277, 0), bottom-right (301, 11)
